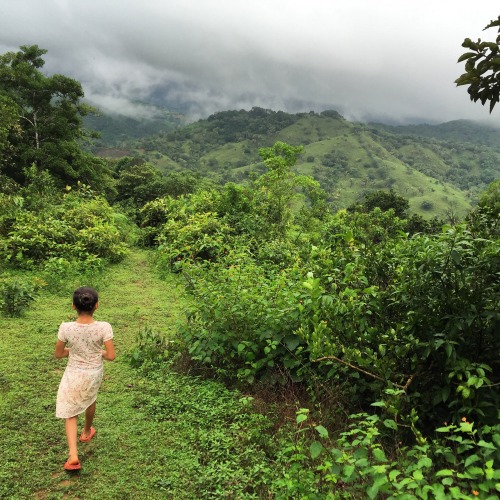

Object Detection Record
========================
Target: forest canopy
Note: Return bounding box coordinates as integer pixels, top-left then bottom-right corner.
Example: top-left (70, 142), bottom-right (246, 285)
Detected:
top-left (0, 45), bottom-right (113, 191)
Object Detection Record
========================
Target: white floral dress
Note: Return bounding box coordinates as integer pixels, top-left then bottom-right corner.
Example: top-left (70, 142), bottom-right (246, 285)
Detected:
top-left (56, 321), bottom-right (113, 419)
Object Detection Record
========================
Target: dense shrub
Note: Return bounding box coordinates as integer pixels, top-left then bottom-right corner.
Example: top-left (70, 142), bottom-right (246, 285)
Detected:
top-left (0, 188), bottom-right (128, 267)
top-left (296, 222), bottom-right (500, 427)
top-left (147, 147), bottom-right (498, 435)
top-left (177, 250), bottom-right (310, 384)
top-left (273, 409), bottom-right (500, 499)
top-left (0, 276), bottom-right (43, 316)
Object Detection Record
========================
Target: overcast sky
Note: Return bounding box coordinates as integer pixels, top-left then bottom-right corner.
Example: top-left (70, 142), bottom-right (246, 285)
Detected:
top-left (1, 1), bottom-right (499, 125)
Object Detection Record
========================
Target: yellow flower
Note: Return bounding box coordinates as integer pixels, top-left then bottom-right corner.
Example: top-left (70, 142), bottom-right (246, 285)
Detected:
top-left (472, 490), bottom-right (479, 496)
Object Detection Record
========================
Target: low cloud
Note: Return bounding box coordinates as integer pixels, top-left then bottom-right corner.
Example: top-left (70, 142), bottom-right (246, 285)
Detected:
top-left (1, 0), bottom-right (500, 125)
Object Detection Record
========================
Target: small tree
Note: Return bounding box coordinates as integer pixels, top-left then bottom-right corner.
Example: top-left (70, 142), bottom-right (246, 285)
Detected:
top-left (351, 189), bottom-right (409, 218)
top-left (115, 163), bottom-right (166, 206)
top-left (252, 141), bottom-right (322, 238)
top-left (478, 178), bottom-right (500, 216)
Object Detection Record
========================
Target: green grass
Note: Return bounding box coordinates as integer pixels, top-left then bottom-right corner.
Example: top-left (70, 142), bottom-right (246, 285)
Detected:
top-left (0, 250), bottom-right (278, 499)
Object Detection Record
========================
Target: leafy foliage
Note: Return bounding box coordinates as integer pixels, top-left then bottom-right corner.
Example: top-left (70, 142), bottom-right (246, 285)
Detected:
top-left (148, 160), bottom-right (499, 437)
top-left (178, 251), bottom-right (309, 384)
top-left (456, 16), bottom-right (500, 112)
top-left (274, 409), bottom-right (500, 499)
top-left (351, 188), bottom-right (410, 218)
top-left (0, 45), bottom-right (114, 192)
top-left (296, 216), bottom-right (499, 425)
top-left (0, 182), bottom-right (128, 269)
top-left (478, 178), bottom-right (500, 218)
top-left (0, 276), bottom-right (41, 317)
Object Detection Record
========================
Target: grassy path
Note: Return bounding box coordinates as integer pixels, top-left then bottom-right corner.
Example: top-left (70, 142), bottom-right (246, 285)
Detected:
top-left (0, 250), bottom-right (272, 499)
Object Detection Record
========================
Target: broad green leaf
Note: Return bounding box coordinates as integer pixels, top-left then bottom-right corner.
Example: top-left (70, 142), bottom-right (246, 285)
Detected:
top-left (315, 425), bottom-right (329, 439)
top-left (283, 334), bottom-right (301, 351)
top-left (366, 477), bottom-right (388, 499)
top-left (413, 469), bottom-right (424, 481)
top-left (310, 441), bottom-right (323, 459)
top-left (383, 419), bottom-right (398, 430)
top-left (354, 447), bottom-right (368, 459)
top-left (296, 413), bottom-right (308, 424)
top-left (464, 454), bottom-right (481, 468)
top-left (355, 458), bottom-right (369, 467)
top-left (372, 447), bottom-right (387, 462)
top-left (342, 464), bottom-right (355, 479)
top-left (445, 342), bottom-right (453, 359)
top-left (458, 51), bottom-right (479, 62)
top-left (417, 457), bottom-right (433, 469)
top-left (389, 469), bottom-right (401, 482)
top-left (435, 469), bottom-right (454, 477)
top-left (435, 425), bottom-right (453, 432)
top-left (430, 483), bottom-right (447, 500)
top-left (478, 440), bottom-right (497, 450)
top-left (466, 466), bottom-right (484, 477)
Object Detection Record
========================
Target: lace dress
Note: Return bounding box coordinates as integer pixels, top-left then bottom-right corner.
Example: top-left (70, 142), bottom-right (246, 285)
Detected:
top-left (56, 321), bottom-right (113, 418)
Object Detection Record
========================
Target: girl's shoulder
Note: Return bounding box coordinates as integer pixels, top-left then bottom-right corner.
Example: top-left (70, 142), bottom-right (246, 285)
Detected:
top-left (94, 320), bottom-right (113, 341)
top-left (59, 321), bottom-right (76, 329)
top-left (94, 320), bottom-right (113, 334)
top-left (94, 320), bottom-right (112, 328)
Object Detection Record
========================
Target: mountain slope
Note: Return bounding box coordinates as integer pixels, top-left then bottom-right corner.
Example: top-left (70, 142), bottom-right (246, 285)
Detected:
top-left (96, 108), bottom-right (500, 218)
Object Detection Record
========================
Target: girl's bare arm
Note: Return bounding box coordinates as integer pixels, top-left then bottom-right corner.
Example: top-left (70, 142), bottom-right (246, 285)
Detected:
top-left (102, 339), bottom-right (116, 361)
top-left (54, 340), bottom-right (69, 358)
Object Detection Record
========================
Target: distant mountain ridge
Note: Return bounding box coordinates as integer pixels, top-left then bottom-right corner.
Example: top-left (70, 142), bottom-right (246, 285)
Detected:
top-left (84, 102), bottom-right (187, 147)
top-left (370, 119), bottom-right (500, 149)
top-left (91, 107), bottom-right (500, 219)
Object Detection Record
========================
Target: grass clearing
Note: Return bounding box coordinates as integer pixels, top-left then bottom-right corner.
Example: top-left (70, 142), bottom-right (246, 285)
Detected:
top-left (0, 249), bottom-right (279, 499)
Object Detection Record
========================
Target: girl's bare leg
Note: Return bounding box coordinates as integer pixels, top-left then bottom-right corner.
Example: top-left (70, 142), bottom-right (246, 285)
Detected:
top-left (82, 401), bottom-right (96, 437)
top-left (65, 417), bottom-right (79, 463)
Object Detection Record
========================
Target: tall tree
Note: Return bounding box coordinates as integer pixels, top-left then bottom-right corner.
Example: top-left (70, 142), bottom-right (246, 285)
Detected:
top-left (0, 94), bottom-right (19, 168)
top-left (253, 141), bottom-right (324, 238)
top-left (0, 45), bottom-right (113, 191)
top-left (455, 16), bottom-right (500, 112)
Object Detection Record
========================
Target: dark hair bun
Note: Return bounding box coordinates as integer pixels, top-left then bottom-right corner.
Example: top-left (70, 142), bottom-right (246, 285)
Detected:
top-left (73, 287), bottom-right (98, 312)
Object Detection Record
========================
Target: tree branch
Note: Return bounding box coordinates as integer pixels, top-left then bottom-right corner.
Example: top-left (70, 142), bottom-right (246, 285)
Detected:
top-left (312, 355), bottom-right (415, 391)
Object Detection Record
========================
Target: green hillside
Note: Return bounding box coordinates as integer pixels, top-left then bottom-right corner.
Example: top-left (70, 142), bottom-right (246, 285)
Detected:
top-left (372, 119), bottom-right (500, 148)
top-left (96, 108), bottom-right (500, 219)
top-left (85, 103), bottom-right (187, 152)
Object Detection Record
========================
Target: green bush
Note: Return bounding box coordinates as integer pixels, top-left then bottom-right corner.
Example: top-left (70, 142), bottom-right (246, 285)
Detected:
top-left (156, 211), bottom-right (232, 267)
top-left (130, 325), bottom-right (170, 368)
top-left (1, 189), bottom-right (128, 267)
top-left (0, 276), bottom-right (42, 317)
top-left (295, 221), bottom-right (500, 427)
top-left (273, 409), bottom-right (500, 499)
top-left (40, 256), bottom-right (105, 294)
top-left (176, 251), bottom-right (310, 384)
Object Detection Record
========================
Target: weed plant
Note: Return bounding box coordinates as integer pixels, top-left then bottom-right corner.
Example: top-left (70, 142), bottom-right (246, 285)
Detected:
top-left (0, 275), bottom-right (41, 316)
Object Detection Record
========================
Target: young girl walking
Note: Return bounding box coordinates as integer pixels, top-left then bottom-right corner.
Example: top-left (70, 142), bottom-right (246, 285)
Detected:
top-left (55, 286), bottom-right (115, 471)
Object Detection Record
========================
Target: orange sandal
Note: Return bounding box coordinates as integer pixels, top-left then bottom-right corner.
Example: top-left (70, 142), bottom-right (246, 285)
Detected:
top-left (79, 426), bottom-right (96, 443)
top-left (64, 459), bottom-right (81, 471)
